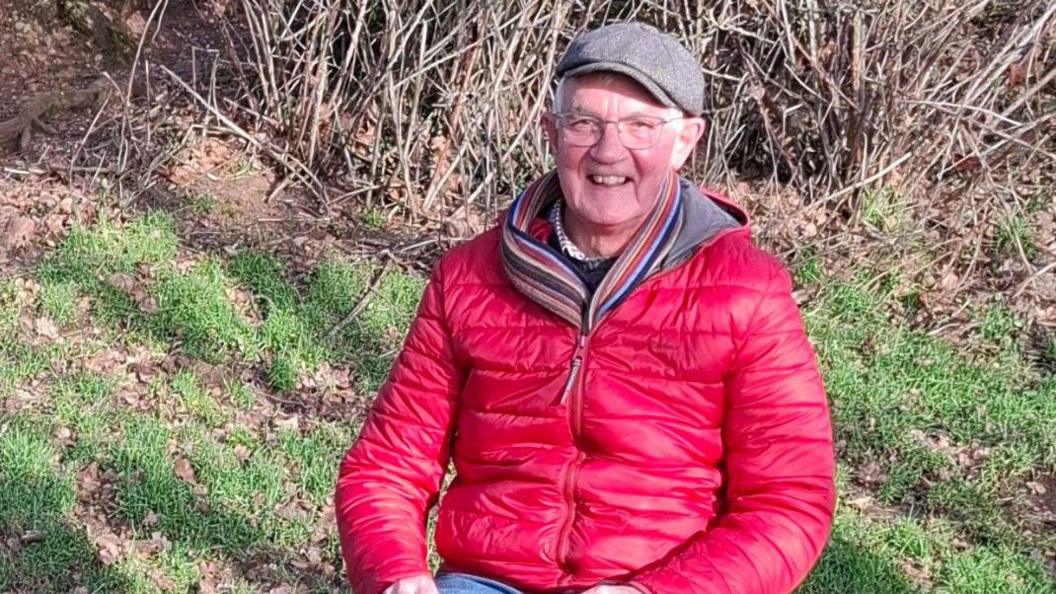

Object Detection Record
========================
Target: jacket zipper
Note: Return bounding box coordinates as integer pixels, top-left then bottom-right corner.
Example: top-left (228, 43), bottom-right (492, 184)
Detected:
top-left (556, 331), bottom-right (589, 573)
top-left (558, 333), bottom-right (588, 404)
top-left (551, 222), bottom-right (746, 575)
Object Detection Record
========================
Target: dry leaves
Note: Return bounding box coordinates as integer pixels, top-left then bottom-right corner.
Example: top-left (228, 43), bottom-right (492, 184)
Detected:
top-left (95, 531), bottom-right (125, 566)
top-left (173, 457), bottom-right (198, 485)
top-left (233, 444), bottom-right (251, 462)
top-left (107, 272), bottom-right (158, 314)
top-left (34, 316), bottom-right (59, 339)
top-left (3, 215), bottom-right (35, 249)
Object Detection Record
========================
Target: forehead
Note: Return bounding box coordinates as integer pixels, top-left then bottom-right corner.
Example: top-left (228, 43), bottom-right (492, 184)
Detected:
top-left (560, 72), bottom-right (669, 114)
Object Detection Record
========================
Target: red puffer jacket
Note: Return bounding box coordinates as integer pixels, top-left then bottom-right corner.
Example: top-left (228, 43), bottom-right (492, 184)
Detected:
top-left (336, 182), bottom-right (835, 594)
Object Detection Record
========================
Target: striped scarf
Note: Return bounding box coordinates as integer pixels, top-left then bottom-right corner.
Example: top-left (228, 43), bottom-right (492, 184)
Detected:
top-left (500, 169), bottom-right (685, 333)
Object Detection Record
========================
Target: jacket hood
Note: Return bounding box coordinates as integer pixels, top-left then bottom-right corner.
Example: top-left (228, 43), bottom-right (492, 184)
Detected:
top-left (660, 178), bottom-right (749, 271)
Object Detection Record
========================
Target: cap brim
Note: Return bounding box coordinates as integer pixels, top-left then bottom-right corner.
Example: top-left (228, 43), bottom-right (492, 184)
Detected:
top-left (559, 62), bottom-right (680, 112)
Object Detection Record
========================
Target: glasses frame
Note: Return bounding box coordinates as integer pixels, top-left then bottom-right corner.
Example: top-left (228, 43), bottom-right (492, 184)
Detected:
top-left (549, 112), bottom-right (684, 150)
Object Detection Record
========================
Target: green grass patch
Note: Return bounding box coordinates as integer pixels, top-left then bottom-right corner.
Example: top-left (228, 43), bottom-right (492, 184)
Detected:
top-left (150, 259), bottom-right (259, 364)
top-left (37, 213), bottom-right (178, 327)
top-left (277, 423), bottom-right (355, 505)
top-left (169, 371), bottom-right (228, 428)
top-left (108, 417), bottom-right (263, 552)
top-left (995, 211), bottom-right (1038, 260)
top-left (802, 509), bottom-right (1055, 593)
top-left (37, 280), bottom-right (80, 326)
top-left (50, 373), bottom-right (116, 464)
top-left (35, 220), bottom-right (426, 393)
top-left (0, 419), bottom-right (76, 528)
top-left (230, 251), bottom-right (424, 392)
top-left (301, 259), bottom-right (424, 391)
top-left (0, 417), bottom-right (132, 591)
top-left (0, 281), bottom-right (55, 397)
top-left (804, 272), bottom-right (1056, 567)
top-left (228, 250), bottom-right (298, 314)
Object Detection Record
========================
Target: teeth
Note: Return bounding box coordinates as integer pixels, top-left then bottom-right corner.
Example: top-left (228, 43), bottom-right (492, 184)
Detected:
top-left (591, 175), bottom-right (627, 186)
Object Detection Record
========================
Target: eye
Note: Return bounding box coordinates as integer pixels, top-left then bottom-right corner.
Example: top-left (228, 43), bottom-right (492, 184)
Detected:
top-left (564, 116), bottom-right (599, 131)
top-left (624, 117), bottom-right (659, 131)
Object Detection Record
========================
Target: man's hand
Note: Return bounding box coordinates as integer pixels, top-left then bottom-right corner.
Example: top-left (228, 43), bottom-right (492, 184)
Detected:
top-left (382, 574), bottom-right (439, 594)
top-left (581, 585), bottom-right (642, 594)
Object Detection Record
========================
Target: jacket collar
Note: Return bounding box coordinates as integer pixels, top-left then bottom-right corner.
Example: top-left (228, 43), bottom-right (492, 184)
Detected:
top-left (500, 170), bottom-right (747, 332)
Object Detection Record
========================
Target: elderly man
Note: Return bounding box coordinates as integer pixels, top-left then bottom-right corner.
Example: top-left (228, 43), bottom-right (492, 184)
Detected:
top-left (336, 22), bottom-right (835, 594)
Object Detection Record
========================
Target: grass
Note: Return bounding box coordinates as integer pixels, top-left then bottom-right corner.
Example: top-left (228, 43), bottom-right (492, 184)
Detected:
top-left (1, 213), bottom-right (1053, 592)
top-left (995, 211), bottom-right (1039, 260)
top-left (150, 259), bottom-right (260, 364)
top-left (861, 187), bottom-right (911, 234)
top-left (795, 260), bottom-right (1056, 593)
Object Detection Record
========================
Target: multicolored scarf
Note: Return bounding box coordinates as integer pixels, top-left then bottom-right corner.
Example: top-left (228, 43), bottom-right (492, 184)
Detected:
top-left (500, 169), bottom-right (685, 333)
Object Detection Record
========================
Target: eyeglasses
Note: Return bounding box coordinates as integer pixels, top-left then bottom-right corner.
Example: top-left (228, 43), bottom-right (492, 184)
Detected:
top-left (550, 112), bottom-right (683, 150)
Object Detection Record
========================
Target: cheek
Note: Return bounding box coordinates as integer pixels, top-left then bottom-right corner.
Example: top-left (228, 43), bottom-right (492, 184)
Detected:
top-left (632, 153), bottom-right (671, 181)
top-left (555, 145), bottom-right (588, 169)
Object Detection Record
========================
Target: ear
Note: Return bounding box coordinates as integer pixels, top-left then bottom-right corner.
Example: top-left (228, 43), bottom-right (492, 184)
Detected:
top-left (669, 116), bottom-right (707, 170)
top-left (541, 112), bottom-right (559, 156)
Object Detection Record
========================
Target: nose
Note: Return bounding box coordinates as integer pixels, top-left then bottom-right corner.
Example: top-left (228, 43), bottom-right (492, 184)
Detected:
top-left (589, 120), bottom-right (626, 163)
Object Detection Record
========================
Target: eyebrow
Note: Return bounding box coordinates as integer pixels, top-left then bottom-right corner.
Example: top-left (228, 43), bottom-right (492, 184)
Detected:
top-left (562, 106), bottom-right (663, 118)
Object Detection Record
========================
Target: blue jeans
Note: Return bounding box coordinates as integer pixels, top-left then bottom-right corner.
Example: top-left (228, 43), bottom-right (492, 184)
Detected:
top-left (435, 571), bottom-right (522, 594)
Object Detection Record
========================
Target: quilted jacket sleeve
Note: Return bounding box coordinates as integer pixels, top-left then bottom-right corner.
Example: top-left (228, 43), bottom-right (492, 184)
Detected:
top-left (334, 262), bottom-right (465, 594)
top-left (627, 258), bottom-right (836, 594)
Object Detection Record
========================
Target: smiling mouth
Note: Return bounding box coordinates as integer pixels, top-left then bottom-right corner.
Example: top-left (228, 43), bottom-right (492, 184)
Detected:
top-left (589, 175), bottom-right (629, 186)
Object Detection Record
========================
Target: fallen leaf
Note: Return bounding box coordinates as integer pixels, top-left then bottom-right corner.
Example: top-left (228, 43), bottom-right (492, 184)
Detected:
top-left (4, 216), bottom-right (36, 248)
top-left (107, 273), bottom-right (156, 314)
top-left (5, 536), bottom-right (21, 552)
top-left (96, 532), bottom-right (124, 565)
top-left (150, 568), bottom-right (177, 590)
top-left (173, 458), bottom-right (197, 484)
top-left (233, 444), bottom-right (251, 462)
top-left (1007, 61), bottom-right (1027, 88)
top-left (846, 495), bottom-right (874, 510)
top-left (34, 317), bottom-right (59, 339)
top-left (107, 273), bottom-right (136, 293)
top-left (79, 462), bottom-right (102, 493)
top-left (273, 414), bottom-right (300, 432)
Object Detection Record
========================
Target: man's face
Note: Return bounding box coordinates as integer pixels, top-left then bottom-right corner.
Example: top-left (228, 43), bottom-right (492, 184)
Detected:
top-left (542, 73), bottom-right (704, 241)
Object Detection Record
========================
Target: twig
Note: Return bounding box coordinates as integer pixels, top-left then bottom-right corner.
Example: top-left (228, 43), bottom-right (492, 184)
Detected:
top-left (324, 256), bottom-right (392, 343)
top-left (157, 64), bottom-right (330, 208)
top-left (809, 153), bottom-right (913, 209)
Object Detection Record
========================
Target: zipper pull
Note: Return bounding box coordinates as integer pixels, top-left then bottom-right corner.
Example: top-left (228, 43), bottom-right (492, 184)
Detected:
top-left (559, 357), bottom-right (582, 405)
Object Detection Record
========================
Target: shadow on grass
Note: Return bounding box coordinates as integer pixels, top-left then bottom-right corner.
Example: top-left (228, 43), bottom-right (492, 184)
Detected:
top-left (799, 536), bottom-right (920, 594)
top-left (0, 519), bottom-right (135, 592)
top-left (104, 418), bottom-right (348, 591)
top-left (0, 422), bottom-right (132, 591)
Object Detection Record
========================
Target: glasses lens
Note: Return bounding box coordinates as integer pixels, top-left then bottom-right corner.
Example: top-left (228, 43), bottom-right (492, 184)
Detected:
top-left (555, 114), bottom-right (669, 148)
top-left (618, 117), bottom-right (664, 149)
top-left (559, 115), bottom-right (601, 147)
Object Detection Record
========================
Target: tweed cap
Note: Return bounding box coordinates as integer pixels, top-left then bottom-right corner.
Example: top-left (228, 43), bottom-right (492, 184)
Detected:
top-left (556, 22), bottom-right (705, 116)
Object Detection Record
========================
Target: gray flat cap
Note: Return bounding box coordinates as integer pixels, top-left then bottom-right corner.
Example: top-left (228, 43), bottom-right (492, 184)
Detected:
top-left (556, 22), bottom-right (705, 116)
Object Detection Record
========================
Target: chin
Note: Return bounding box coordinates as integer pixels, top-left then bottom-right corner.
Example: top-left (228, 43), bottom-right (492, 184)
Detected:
top-left (580, 211), bottom-right (640, 230)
